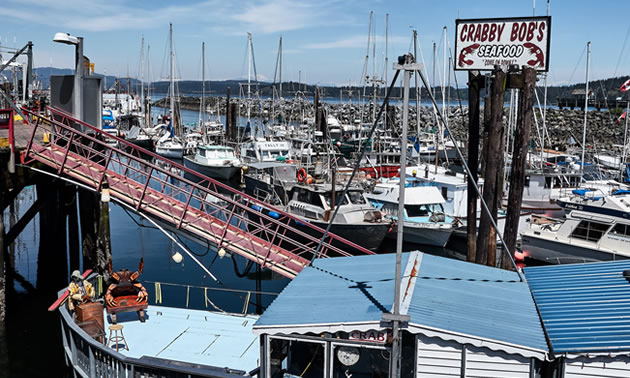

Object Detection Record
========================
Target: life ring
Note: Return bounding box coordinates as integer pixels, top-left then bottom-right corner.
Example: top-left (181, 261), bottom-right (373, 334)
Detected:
top-left (297, 168), bottom-right (307, 182)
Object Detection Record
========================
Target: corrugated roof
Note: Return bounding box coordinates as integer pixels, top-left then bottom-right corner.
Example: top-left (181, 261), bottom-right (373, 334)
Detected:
top-left (409, 253), bottom-right (548, 352)
top-left (255, 252), bottom-right (548, 356)
top-left (255, 253), bottom-right (395, 328)
top-left (525, 260), bottom-right (630, 354)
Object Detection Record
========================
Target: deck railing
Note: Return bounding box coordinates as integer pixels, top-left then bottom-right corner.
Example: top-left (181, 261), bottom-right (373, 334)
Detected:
top-left (58, 275), bottom-right (255, 378)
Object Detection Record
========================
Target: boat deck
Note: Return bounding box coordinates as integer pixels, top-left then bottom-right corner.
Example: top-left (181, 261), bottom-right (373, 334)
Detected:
top-left (103, 305), bottom-right (260, 373)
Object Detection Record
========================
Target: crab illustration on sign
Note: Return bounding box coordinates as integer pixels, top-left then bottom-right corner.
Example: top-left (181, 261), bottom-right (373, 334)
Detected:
top-left (523, 42), bottom-right (545, 68)
top-left (458, 43), bottom-right (480, 67)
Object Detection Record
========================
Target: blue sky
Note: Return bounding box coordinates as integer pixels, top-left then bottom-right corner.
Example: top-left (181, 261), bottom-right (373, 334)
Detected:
top-left (1, 0), bottom-right (629, 87)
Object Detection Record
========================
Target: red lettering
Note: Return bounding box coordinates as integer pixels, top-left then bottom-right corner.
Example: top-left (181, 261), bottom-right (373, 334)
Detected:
top-left (489, 24), bottom-right (497, 41)
top-left (510, 23), bottom-right (519, 41)
top-left (377, 333), bottom-right (385, 341)
top-left (481, 24), bottom-right (489, 42)
top-left (468, 24), bottom-right (475, 42)
top-left (473, 25), bottom-right (481, 41)
top-left (460, 24), bottom-right (468, 42)
top-left (537, 22), bottom-right (545, 42)
top-left (518, 23), bottom-right (527, 41)
top-left (497, 23), bottom-right (506, 41)
top-left (526, 22), bottom-right (536, 41)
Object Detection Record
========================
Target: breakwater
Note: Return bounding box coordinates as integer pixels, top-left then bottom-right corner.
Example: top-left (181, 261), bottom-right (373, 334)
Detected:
top-left (153, 96), bottom-right (626, 152)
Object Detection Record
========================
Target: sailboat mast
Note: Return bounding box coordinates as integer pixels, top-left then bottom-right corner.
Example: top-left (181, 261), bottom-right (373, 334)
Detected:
top-left (169, 23), bottom-right (175, 132)
top-left (201, 41), bottom-right (206, 127)
top-left (581, 41), bottom-right (590, 174)
top-left (140, 36), bottom-right (145, 116)
top-left (146, 44), bottom-right (152, 127)
top-left (279, 36), bottom-right (283, 99)
top-left (247, 32), bottom-right (252, 123)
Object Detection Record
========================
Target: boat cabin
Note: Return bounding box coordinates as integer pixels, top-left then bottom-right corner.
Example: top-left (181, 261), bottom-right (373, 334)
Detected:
top-left (241, 140), bottom-right (292, 163)
top-left (287, 184), bottom-right (372, 223)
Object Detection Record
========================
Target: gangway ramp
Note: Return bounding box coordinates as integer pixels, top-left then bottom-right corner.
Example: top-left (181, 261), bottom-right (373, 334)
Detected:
top-left (20, 107), bottom-right (373, 279)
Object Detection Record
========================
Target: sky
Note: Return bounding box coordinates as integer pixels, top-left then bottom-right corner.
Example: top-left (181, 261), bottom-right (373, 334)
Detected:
top-left (1, 0), bottom-right (629, 88)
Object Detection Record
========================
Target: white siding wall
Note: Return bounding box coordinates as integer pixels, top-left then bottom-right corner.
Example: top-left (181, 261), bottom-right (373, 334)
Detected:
top-left (416, 335), bottom-right (463, 377)
top-left (416, 335), bottom-right (533, 378)
top-left (466, 345), bottom-right (530, 378)
top-left (565, 356), bottom-right (630, 378)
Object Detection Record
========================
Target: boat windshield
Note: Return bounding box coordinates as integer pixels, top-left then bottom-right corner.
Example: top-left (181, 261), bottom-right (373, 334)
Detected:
top-left (347, 191), bottom-right (367, 205)
top-left (323, 191), bottom-right (347, 207)
top-left (405, 204), bottom-right (443, 217)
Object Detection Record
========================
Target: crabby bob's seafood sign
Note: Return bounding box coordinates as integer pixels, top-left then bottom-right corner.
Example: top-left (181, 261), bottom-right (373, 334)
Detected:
top-left (455, 16), bottom-right (551, 72)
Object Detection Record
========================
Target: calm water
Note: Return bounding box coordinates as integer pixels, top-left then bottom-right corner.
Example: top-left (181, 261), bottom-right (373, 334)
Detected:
top-left (2, 183), bottom-right (290, 377)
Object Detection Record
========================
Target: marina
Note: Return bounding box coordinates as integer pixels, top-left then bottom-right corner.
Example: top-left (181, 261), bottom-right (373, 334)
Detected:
top-left (2, 2), bottom-right (630, 377)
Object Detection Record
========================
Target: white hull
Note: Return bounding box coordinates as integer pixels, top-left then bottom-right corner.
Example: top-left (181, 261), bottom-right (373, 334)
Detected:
top-left (155, 146), bottom-right (184, 159)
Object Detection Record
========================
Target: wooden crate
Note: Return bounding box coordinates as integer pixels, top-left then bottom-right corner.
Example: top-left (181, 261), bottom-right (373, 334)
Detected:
top-left (76, 302), bottom-right (105, 330)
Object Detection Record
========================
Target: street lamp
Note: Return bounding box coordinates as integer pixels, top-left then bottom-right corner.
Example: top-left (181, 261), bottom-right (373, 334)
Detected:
top-left (53, 32), bottom-right (83, 122)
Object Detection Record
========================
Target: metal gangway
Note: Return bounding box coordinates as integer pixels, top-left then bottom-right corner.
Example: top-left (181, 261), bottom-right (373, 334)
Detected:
top-left (20, 107), bottom-right (373, 278)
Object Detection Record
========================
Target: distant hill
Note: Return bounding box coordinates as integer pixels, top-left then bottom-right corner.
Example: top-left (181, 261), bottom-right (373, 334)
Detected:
top-left (33, 67), bottom-right (140, 91)
top-left (31, 67), bottom-right (630, 104)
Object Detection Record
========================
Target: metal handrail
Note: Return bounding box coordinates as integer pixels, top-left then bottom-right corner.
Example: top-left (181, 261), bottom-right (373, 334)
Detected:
top-left (20, 107), bottom-right (373, 278)
top-left (42, 106), bottom-right (372, 254)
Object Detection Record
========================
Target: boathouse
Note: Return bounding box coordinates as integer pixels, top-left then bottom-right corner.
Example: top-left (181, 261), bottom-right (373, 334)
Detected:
top-left (253, 252), bottom-right (549, 377)
top-left (525, 261), bottom-right (630, 377)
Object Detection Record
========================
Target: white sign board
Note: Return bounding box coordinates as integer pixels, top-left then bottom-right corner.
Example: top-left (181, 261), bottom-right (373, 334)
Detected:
top-left (455, 16), bottom-right (551, 72)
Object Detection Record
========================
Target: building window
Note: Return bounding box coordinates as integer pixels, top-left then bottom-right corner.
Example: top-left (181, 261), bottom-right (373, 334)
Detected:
top-left (331, 343), bottom-right (389, 378)
top-left (268, 337), bottom-right (326, 378)
top-left (571, 220), bottom-right (610, 242)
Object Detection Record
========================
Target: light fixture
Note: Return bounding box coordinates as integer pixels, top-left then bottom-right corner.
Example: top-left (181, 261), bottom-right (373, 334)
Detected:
top-left (172, 251), bottom-right (183, 264)
top-left (53, 32), bottom-right (79, 45)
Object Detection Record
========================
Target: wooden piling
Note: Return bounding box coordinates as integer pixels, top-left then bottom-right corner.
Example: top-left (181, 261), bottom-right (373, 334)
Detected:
top-left (0, 210), bottom-right (5, 325)
top-left (66, 186), bottom-right (81, 273)
top-left (466, 71), bottom-right (482, 263)
top-left (476, 68), bottom-right (506, 267)
top-left (78, 188), bottom-right (98, 270)
top-left (503, 67), bottom-right (536, 267)
top-left (95, 185), bottom-right (112, 275)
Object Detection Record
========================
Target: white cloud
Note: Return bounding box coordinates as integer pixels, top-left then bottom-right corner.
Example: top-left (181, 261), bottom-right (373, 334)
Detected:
top-left (305, 35), bottom-right (409, 49)
top-left (0, 0), bottom-right (341, 35)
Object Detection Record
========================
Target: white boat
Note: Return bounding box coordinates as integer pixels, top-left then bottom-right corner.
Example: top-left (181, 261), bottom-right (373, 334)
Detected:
top-left (155, 132), bottom-right (184, 159)
top-left (240, 138), bottom-right (292, 163)
top-left (520, 189), bottom-right (630, 264)
top-left (365, 181), bottom-right (455, 247)
top-left (184, 145), bottom-right (242, 180)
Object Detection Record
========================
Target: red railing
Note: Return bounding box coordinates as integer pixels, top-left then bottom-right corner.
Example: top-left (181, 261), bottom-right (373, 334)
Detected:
top-left (20, 106), bottom-right (374, 278)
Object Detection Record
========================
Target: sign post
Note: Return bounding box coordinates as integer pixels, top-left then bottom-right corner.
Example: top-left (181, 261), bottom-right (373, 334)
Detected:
top-left (455, 16), bottom-right (551, 72)
top-left (455, 16), bottom-right (551, 268)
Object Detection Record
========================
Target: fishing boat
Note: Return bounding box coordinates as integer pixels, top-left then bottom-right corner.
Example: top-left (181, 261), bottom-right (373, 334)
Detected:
top-left (251, 183), bottom-right (390, 252)
top-left (520, 189), bottom-right (630, 264)
top-left (184, 145), bottom-right (241, 180)
top-left (365, 181), bottom-right (456, 247)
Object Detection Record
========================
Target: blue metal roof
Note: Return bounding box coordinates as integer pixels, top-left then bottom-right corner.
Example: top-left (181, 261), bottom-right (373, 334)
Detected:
top-left (525, 260), bottom-right (630, 354)
top-left (255, 253), bottom-right (395, 327)
top-left (409, 253), bottom-right (547, 352)
top-left (255, 252), bottom-right (547, 354)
